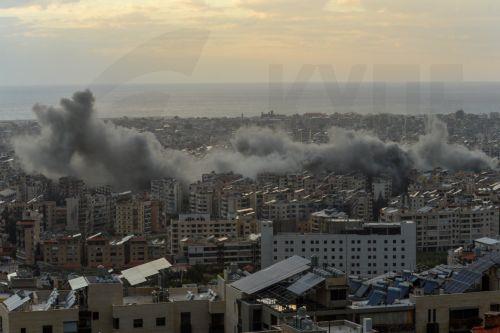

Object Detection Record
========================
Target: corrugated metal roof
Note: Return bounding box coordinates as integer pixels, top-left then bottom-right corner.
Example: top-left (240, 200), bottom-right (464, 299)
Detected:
top-left (287, 272), bottom-right (325, 295)
top-left (231, 255), bottom-right (311, 295)
top-left (121, 258), bottom-right (172, 286)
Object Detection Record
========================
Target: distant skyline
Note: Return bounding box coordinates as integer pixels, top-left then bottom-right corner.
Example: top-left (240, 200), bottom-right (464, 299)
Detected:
top-left (1, 0), bottom-right (500, 85)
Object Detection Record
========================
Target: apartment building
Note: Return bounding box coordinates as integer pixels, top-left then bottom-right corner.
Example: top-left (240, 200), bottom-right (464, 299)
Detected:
top-left (261, 220), bottom-right (416, 278)
top-left (189, 183), bottom-right (214, 216)
top-left (86, 234), bottom-right (150, 269)
top-left (380, 204), bottom-right (500, 251)
top-left (308, 208), bottom-right (348, 232)
top-left (151, 178), bottom-right (183, 215)
top-left (261, 199), bottom-right (321, 223)
top-left (114, 195), bottom-right (147, 235)
top-left (15, 211), bottom-right (41, 265)
top-left (42, 233), bottom-right (82, 269)
top-left (181, 234), bottom-right (260, 266)
top-left (169, 213), bottom-right (259, 256)
top-left (344, 189), bottom-right (373, 221)
top-left (219, 190), bottom-right (252, 220)
top-left (170, 214), bottom-right (231, 255)
top-left (0, 261), bottom-right (224, 333)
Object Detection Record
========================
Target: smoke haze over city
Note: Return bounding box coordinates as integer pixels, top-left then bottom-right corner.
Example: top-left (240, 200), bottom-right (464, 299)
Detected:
top-left (13, 90), bottom-right (497, 190)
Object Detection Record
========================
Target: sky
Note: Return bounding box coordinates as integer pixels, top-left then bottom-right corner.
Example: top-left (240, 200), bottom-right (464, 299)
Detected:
top-left (0, 0), bottom-right (500, 86)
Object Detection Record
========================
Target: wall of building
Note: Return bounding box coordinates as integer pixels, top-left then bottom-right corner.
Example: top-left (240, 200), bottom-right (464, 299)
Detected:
top-left (412, 290), bottom-right (500, 333)
top-left (0, 307), bottom-right (79, 333)
top-left (261, 221), bottom-right (416, 278)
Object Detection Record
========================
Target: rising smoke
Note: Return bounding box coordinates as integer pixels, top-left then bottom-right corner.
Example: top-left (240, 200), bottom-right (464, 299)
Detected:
top-left (13, 90), bottom-right (497, 190)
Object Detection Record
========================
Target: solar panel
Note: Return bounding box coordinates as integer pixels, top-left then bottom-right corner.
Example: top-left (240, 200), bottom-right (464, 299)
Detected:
top-left (68, 276), bottom-right (89, 291)
top-left (443, 269), bottom-right (482, 294)
top-left (43, 289), bottom-right (59, 310)
top-left (355, 283), bottom-right (370, 298)
top-left (444, 279), bottom-right (470, 294)
top-left (367, 290), bottom-right (386, 306)
top-left (398, 282), bottom-right (411, 297)
top-left (490, 253), bottom-right (500, 265)
top-left (423, 280), bottom-right (439, 294)
top-left (287, 272), bottom-right (325, 295)
top-left (370, 283), bottom-right (387, 295)
top-left (324, 266), bottom-right (345, 276)
top-left (121, 258), bottom-right (172, 286)
top-left (386, 287), bottom-right (402, 305)
top-left (64, 290), bottom-right (76, 309)
top-left (3, 294), bottom-right (30, 312)
top-left (349, 279), bottom-right (362, 293)
top-left (231, 256), bottom-right (311, 295)
top-left (469, 258), bottom-right (494, 273)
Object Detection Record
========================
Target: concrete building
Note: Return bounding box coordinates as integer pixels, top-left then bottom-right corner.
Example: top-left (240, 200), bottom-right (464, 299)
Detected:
top-left (380, 204), bottom-right (500, 251)
top-left (225, 256), bottom-right (352, 333)
top-left (181, 234), bottom-right (260, 267)
top-left (114, 195), bottom-right (146, 236)
top-left (42, 233), bottom-right (82, 270)
top-left (170, 214), bottom-right (257, 256)
top-left (86, 234), bottom-right (148, 269)
top-left (0, 258), bottom-right (226, 333)
top-left (261, 220), bottom-right (416, 278)
top-left (189, 183), bottom-right (214, 217)
top-left (15, 211), bottom-right (41, 265)
top-left (151, 178), bottom-right (183, 215)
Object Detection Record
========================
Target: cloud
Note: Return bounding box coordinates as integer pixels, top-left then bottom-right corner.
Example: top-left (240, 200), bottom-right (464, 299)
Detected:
top-left (0, 0), bottom-right (79, 9)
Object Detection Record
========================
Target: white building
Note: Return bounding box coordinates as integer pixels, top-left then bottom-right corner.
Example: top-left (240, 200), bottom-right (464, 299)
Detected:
top-left (380, 204), bottom-right (499, 251)
top-left (261, 220), bottom-right (416, 278)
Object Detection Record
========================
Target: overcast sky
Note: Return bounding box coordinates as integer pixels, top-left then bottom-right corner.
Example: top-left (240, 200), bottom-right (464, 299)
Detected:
top-left (1, 0), bottom-right (499, 85)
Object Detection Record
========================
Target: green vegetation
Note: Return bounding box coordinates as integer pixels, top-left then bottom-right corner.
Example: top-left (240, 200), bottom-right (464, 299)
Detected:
top-left (165, 265), bottom-right (223, 287)
top-left (416, 251), bottom-right (448, 270)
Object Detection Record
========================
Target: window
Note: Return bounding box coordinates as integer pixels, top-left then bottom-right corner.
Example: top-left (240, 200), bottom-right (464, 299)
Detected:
top-left (491, 304), bottom-right (500, 311)
top-left (156, 317), bottom-right (166, 326)
top-left (113, 318), bottom-right (120, 329)
top-left (21, 329), bottom-right (26, 333)
top-left (43, 326), bottom-right (53, 333)
top-left (181, 312), bottom-right (191, 329)
top-left (92, 312), bottom-right (99, 320)
top-left (133, 319), bottom-right (143, 328)
top-left (330, 289), bottom-right (347, 300)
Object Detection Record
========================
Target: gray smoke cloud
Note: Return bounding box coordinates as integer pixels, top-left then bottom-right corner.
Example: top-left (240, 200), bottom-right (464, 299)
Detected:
top-left (13, 91), bottom-right (195, 189)
top-left (13, 90), bottom-right (497, 190)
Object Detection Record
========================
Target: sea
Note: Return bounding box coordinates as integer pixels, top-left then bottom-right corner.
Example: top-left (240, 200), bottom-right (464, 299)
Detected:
top-left (0, 82), bottom-right (500, 121)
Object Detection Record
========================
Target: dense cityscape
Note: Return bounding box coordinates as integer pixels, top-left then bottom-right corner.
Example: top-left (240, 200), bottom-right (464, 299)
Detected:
top-left (0, 99), bottom-right (497, 333)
